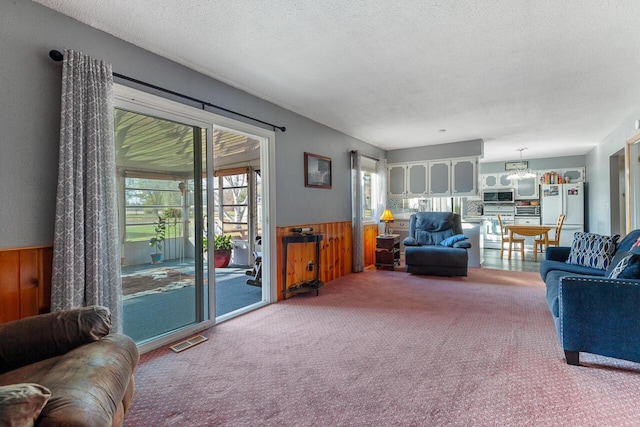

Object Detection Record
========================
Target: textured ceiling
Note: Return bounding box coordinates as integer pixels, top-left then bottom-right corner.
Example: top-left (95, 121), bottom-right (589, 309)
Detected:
top-left (34, 0), bottom-right (640, 162)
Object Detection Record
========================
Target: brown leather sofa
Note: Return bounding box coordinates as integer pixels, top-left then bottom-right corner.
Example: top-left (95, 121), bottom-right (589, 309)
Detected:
top-left (0, 306), bottom-right (139, 426)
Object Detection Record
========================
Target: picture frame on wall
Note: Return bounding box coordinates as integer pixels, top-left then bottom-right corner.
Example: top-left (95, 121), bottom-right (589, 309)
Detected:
top-left (304, 152), bottom-right (332, 189)
top-left (505, 161), bottom-right (528, 171)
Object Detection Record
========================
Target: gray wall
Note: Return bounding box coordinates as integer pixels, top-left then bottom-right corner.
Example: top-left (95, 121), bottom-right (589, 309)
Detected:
top-left (0, 0), bottom-right (383, 249)
top-left (387, 139), bottom-right (483, 163)
top-left (586, 107), bottom-right (640, 234)
top-left (479, 155), bottom-right (586, 174)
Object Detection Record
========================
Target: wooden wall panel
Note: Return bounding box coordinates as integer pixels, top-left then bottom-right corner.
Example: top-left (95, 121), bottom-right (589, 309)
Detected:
top-left (276, 221), bottom-right (352, 300)
top-left (19, 249), bottom-right (39, 319)
top-left (0, 246), bottom-right (53, 323)
top-left (363, 224), bottom-right (379, 267)
top-left (0, 251), bottom-right (20, 323)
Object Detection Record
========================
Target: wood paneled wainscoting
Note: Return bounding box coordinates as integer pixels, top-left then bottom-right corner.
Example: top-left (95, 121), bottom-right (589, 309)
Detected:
top-left (0, 246), bottom-right (53, 324)
top-left (363, 223), bottom-right (379, 267)
top-left (276, 221), bottom-right (377, 300)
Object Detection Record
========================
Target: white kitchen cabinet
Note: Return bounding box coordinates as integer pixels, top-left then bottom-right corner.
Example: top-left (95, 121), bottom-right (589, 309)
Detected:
top-left (406, 163), bottom-right (429, 196)
top-left (387, 164), bottom-right (407, 196)
top-left (451, 157), bottom-right (477, 196)
top-left (497, 172), bottom-right (514, 188)
top-left (538, 167), bottom-right (586, 184)
top-left (481, 172), bottom-right (515, 190)
top-left (481, 174), bottom-right (498, 189)
top-left (561, 167), bottom-right (586, 183)
top-left (514, 175), bottom-right (539, 199)
top-left (428, 160), bottom-right (452, 196)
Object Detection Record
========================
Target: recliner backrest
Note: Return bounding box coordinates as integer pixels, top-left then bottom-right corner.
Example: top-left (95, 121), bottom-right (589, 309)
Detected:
top-left (409, 212), bottom-right (462, 246)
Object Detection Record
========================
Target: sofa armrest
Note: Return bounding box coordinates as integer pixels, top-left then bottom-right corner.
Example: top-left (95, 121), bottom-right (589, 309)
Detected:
top-left (0, 306), bottom-right (111, 374)
top-left (559, 276), bottom-right (640, 363)
top-left (546, 246), bottom-right (571, 262)
top-left (403, 237), bottom-right (419, 246)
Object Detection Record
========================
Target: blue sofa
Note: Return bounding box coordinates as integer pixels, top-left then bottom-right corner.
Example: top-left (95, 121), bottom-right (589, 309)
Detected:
top-left (540, 229), bottom-right (640, 365)
top-left (403, 212), bottom-right (471, 276)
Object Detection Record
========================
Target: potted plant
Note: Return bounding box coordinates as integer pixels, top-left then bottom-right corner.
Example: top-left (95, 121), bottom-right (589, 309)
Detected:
top-left (148, 215), bottom-right (166, 264)
top-left (213, 234), bottom-right (234, 268)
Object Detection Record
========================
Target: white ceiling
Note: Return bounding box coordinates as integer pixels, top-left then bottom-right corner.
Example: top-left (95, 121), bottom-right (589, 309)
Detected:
top-left (34, 0), bottom-right (640, 162)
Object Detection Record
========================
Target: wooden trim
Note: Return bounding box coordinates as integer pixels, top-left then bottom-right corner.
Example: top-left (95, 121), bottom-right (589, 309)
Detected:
top-left (0, 245), bottom-right (53, 252)
top-left (625, 132), bottom-right (640, 234)
top-left (276, 221), bottom-right (351, 300)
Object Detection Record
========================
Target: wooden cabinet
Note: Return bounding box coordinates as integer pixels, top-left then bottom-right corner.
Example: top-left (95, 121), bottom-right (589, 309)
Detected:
top-left (375, 235), bottom-right (400, 270)
top-left (388, 164), bottom-right (407, 196)
top-left (0, 246), bottom-right (53, 324)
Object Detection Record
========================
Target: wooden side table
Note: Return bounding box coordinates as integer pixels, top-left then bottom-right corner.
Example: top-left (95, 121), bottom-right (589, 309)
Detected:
top-left (375, 234), bottom-right (400, 270)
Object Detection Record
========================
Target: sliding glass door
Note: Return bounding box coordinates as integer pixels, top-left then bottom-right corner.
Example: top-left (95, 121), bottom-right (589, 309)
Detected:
top-left (115, 108), bottom-right (209, 344)
top-left (113, 84), bottom-right (275, 350)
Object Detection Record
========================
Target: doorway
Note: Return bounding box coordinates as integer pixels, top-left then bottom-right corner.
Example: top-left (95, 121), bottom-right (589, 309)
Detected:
top-left (114, 85), bottom-right (274, 351)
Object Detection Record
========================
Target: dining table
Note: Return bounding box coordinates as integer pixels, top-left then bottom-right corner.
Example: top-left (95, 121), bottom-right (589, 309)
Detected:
top-left (504, 224), bottom-right (554, 261)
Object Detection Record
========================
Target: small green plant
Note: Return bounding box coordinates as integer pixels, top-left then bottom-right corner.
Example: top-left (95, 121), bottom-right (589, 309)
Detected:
top-left (213, 234), bottom-right (234, 251)
top-left (148, 215), bottom-right (167, 255)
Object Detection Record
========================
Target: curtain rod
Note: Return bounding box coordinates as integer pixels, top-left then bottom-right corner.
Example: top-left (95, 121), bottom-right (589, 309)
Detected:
top-left (48, 50), bottom-right (286, 132)
top-left (351, 150), bottom-right (379, 162)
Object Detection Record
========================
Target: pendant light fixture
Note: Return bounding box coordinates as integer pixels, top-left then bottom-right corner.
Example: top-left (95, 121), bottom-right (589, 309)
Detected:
top-left (507, 148), bottom-right (536, 180)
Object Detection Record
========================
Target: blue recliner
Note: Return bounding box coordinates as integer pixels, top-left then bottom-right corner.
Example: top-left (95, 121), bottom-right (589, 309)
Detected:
top-left (403, 212), bottom-right (471, 276)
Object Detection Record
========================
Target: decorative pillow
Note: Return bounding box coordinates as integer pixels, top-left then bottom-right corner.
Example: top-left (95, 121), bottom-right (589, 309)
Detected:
top-left (440, 234), bottom-right (468, 247)
top-left (631, 237), bottom-right (640, 255)
top-left (0, 383), bottom-right (51, 426)
top-left (608, 254), bottom-right (640, 279)
top-left (605, 251), bottom-right (632, 277)
top-left (566, 232), bottom-right (619, 270)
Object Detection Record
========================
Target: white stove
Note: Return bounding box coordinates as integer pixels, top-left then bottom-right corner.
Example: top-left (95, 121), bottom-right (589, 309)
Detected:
top-left (481, 204), bottom-right (515, 249)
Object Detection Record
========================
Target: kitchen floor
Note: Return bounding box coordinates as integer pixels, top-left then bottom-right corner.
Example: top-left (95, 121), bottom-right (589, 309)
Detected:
top-left (481, 247), bottom-right (542, 273)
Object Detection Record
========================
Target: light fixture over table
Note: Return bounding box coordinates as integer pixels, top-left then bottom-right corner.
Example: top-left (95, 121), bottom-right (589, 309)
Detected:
top-left (507, 148), bottom-right (536, 180)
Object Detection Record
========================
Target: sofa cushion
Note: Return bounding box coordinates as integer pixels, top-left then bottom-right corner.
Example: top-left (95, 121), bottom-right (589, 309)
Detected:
top-left (608, 253), bottom-right (640, 279)
top-left (0, 306), bottom-right (111, 374)
top-left (0, 383), bottom-right (51, 427)
top-left (540, 259), bottom-right (605, 282)
top-left (566, 232), bottom-right (619, 270)
top-left (440, 234), bottom-right (468, 247)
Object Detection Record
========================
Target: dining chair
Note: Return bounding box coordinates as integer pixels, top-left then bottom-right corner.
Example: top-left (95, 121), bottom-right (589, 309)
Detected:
top-left (497, 214), bottom-right (524, 259)
top-left (535, 214), bottom-right (565, 255)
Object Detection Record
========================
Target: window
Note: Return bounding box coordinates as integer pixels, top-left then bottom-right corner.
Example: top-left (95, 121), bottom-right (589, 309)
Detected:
top-left (124, 176), bottom-right (185, 242)
top-left (361, 157), bottom-right (380, 222)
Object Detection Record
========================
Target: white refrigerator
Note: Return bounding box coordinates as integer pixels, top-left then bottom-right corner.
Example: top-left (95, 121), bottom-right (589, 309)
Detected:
top-left (541, 183), bottom-right (584, 247)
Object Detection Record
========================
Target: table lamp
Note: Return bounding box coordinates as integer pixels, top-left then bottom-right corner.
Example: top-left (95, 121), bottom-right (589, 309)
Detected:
top-left (380, 209), bottom-right (395, 236)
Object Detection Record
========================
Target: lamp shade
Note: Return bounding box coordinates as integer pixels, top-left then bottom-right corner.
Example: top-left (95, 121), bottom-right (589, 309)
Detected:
top-left (380, 209), bottom-right (394, 222)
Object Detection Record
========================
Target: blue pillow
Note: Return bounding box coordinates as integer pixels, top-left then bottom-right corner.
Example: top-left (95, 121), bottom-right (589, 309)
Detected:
top-left (440, 234), bottom-right (468, 247)
top-left (608, 254), bottom-right (640, 279)
top-left (566, 232), bottom-right (619, 270)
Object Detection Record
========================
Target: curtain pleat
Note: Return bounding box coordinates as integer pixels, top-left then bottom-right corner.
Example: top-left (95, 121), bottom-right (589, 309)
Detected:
top-left (51, 49), bottom-right (123, 332)
top-left (351, 151), bottom-right (364, 272)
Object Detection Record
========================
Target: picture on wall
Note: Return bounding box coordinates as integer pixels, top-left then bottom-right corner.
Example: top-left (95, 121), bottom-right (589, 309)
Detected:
top-left (304, 152), bottom-right (332, 189)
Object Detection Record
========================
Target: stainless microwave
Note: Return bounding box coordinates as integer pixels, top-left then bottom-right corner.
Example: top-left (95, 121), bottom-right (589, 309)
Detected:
top-left (482, 189), bottom-right (514, 203)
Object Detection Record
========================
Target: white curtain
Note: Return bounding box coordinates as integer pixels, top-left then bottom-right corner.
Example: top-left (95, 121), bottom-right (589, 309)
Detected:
top-left (51, 49), bottom-right (122, 332)
top-left (351, 151), bottom-right (364, 272)
top-left (374, 157), bottom-right (388, 235)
